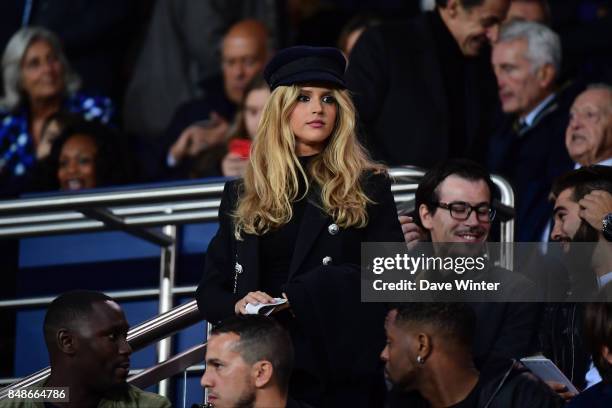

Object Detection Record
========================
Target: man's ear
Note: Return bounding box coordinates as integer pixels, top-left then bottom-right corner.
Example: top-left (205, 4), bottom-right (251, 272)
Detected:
top-left (419, 203), bottom-right (434, 230)
top-left (416, 332), bottom-right (432, 360)
top-left (57, 329), bottom-right (77, 355)
top-left (252, 361), bottom-right (274, 388)
top-left (603, 345), bottom-right (612, 365)
top-left (537, 64), bottom-right (556, 89)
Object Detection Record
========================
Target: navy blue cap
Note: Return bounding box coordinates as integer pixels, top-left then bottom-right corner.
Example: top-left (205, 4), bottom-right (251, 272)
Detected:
top-left (264, 46), bottom-right (346, 90)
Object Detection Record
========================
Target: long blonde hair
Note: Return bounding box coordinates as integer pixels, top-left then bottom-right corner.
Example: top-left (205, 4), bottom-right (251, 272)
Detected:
top-left (233, 84), bottom-right (385, 238)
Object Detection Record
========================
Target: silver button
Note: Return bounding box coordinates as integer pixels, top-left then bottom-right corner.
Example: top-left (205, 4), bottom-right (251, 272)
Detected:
top-left (322, 256), bottom-right (332, 265)
top-left (328, 223), bottom-right (339, 235)
top-left (235, 262), bottom-right (243, 274)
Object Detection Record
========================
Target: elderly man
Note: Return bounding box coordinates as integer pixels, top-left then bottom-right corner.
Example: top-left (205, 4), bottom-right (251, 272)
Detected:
top-left (488, 20), bottom-right (576, 241)
top-left (201, 315), bottom-right (303, 408)
top-left (346, 0), bottom-right (509, 167)
top-left (566, 84), bottom-right (612, 168)
top-left (165, 19), bottom-right (270, 173)
top-left (0, 290), bottom-right (171, 408)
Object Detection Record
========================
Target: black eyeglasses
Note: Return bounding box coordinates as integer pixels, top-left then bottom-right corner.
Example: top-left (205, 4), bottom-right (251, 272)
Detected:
top-left (433, 201), bottom-right (496, 222)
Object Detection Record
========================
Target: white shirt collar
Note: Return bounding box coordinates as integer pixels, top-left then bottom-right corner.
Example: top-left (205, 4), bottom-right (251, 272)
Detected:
top-left (522, 93), bottom-right (556, 127)
top-left (599, 271), bottom-right (612, 288)
top-left (574, 157), bottom-right (612, 169)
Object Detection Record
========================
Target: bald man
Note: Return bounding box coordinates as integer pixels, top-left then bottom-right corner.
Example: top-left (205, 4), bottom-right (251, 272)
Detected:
top-left (123, 2), bottom-right (278, 140)
top-left (165, 19), bottom-right (271, 177)
top-left (222, 20), bottom-right (269, 105)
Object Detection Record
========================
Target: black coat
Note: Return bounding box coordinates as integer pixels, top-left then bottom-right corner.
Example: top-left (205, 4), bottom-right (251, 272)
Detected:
top-left (487, 89), bottom-right (579, 242)
top-left (345, 12), bottom-right (497, 167)
top-left (388, 359), bottom-right (564, 408)
top-left (196, 172), bottom-right (404, 407)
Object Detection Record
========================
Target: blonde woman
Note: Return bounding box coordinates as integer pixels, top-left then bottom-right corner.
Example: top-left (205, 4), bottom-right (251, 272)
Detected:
top-left (196, 46), bottom-right (403, 407)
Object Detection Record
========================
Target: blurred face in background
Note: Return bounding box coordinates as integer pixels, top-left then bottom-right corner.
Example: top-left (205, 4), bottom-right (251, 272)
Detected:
top-left (57, 134), bottom-right (98, 191)
top-left (222, 27), bottom-right (268, 105)
top-left (20, 39), bottom-right (65, 103)
top-left (244, 87), bottom-right (271, 139)
top-left (565, 88), bottom-right (612, 166)
top-left (505, 0), bottom-right (548, 23)
top-left (443, 0), bottom-right (510, 56)
top-left (492, 38), bottom-right (552, 117)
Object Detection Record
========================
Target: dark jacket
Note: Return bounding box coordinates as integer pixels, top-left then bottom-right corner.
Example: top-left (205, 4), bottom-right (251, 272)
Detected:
top-left (567, 381), bottom-right (612, 408)
top-left (345, 11), bottom-right (497, 167)
top-left (538, 303), bottom-right (591, 390)
top-left (477, 359), bottom-right (565, 408)
top-left (388, 359), bottom-right (564, 408)
top-left (196, 172), bottom-right (404, 407)
top-left (487, 88), bottom-right (579, 242)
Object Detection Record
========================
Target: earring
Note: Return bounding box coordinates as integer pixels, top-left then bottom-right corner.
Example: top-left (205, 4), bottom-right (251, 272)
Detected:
top-left (416, 355), bottom-right (425, 364)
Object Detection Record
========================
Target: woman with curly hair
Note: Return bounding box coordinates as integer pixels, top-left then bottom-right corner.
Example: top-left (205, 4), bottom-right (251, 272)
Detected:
top-left (196, 46), bottom-right (403, 407)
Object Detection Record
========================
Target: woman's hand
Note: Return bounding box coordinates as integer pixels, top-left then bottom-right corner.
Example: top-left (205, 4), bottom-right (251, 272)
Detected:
top-left (234, 291), bottom-right (275, 315)
top-left (222, 152), bottom-right (249, 177)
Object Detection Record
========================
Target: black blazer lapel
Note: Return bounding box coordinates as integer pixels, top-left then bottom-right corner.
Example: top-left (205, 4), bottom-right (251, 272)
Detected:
top-left (287, 198), bottom-right (328, 280)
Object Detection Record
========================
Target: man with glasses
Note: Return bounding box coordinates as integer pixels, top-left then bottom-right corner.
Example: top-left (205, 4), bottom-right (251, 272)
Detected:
top-left (413, 159), bottom-right (540, 367)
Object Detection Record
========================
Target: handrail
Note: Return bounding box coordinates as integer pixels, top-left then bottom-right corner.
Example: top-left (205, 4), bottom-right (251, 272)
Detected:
top-left (0, 168), bottom-right (516, 397)
top-left (0, 300), bottom-right (202, 400)
top-left (0, 286), bottom-right (197, 309)
top-left (128, 343), bottom-right (207, 389)
top-left (0, 182), bottom-right (226, 215)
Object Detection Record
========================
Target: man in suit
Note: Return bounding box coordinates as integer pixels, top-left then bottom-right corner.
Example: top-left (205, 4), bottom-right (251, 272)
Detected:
top-left (345, 0), bottom-right (509, 167)
top-left (488, 19), bottom-right (576, 242)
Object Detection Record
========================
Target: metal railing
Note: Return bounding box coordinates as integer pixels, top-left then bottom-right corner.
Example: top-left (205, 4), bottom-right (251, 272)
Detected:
top-left (0, 300), bottom-right (202, 400)
top-left (0, 179), bottom-right (225, 397)
top-left (0, 168), bottom-right (516, 398)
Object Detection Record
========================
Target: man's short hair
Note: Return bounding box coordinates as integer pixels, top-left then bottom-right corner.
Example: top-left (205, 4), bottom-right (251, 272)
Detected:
top-left (414, 159), bottom-right (496, 227)
top-left (550, 166), bottom-right (612, 202)
top-left (584, 282), bottom-right (612, 383)
top-left (498, 19), bottom-right (561, 75)
top-left (436, 0), bottom-right (486, 9)
top-left (391, 302), bottom-right (475, 350)
top-left (43, 290), bottom-right (114, 349)
top-left (211, 315), bottom-right (294, 392)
